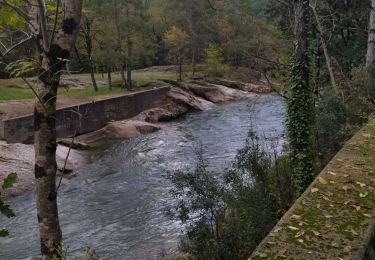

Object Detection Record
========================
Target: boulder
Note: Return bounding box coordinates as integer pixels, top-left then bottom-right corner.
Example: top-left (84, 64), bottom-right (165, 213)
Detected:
top-left (185, 82), bottom-right (256, 103)
top-left (76, 120), bottom-right (161, 144)
top-left (206, 79), bottom-right (271, 94)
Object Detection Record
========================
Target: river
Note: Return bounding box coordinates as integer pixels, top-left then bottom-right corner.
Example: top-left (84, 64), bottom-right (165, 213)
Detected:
top-left (0, 93), bottom-right (285, 259)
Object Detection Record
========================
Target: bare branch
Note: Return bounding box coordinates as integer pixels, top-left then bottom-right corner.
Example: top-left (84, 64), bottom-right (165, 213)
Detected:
top-left (264, 72), bottom-right (289, 100)
top-left (55, 127), bottom-right (77, 192)
top-left (309, 0), bottom-right (343, 98)
top-left (21, 77), bottom-right (48, 113)
top-left (206, 0), bottom-right (216, 10)
top-left (0, 35), bottom-right (33, 57)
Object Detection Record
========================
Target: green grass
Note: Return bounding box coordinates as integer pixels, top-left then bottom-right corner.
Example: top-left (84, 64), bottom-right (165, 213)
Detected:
top-left (0, 70), bottom-right (180, 101)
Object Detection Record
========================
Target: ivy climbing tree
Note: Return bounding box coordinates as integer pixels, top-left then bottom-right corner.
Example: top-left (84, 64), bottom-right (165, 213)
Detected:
top-left (287, 0), bottom-right (316, 197)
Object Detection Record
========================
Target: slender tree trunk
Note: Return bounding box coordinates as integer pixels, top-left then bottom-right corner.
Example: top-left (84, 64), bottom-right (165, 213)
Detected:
top-left (126, 61), bottom-right (132, 89)
top-left (108, 67), bottom-right (112, 90)
top-left (120, 63), bottom-right (126, 88)
top-left (310, 2), bottom-right (341, 96)
top-left (179, 60), bottom-right (182, 81)
top-left (288, 0), bottom-right (315, 197)
top-left (31, 1), bottom-right (83, 259)
top-left (367, 0), bottom-right (375, 66)
top-left (188, 2), bottom-right (197, 77)
top-left (90, 63), bottom-right (98, 91)
top-left (125, 1), bottom-right (133, 89)
top-left (191, 51), bottom-right (196, 76)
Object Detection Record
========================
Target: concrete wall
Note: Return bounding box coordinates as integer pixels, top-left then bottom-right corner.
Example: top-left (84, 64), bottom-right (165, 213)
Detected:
top-left (250, 118), bottom-right (375, 259)
top-left (1, 87), bottom-right (170, 143)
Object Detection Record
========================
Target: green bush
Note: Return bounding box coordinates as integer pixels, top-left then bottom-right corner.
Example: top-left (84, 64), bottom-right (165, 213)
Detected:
top-left (316, 66), bottom-right (375, 170)
top-left (166, 132), bottom-right (293, 260)
top-left (203, 47), bottom-right (230, 77)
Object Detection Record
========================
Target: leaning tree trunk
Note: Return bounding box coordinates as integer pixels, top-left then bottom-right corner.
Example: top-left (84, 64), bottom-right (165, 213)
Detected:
top-left (89, 61), bottom-right (98, 91)
top-left (310, 1), bottom-right (341, 97)
top-left (287, 0), bottom-right (315, 197)
top-left (108, 67), bottom-right (112, 90)
top-left (31, 0), bottom-right (83, 259)
top-left (366, 0), bottom-right (375, 66)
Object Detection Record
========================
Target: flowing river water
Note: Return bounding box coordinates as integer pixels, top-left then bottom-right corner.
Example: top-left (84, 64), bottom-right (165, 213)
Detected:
top-left (0, 93), bottom-right (285, 259)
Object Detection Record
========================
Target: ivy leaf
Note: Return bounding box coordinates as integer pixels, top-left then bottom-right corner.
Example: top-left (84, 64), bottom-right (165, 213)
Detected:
top-left (0, 229), bottom-right (9, 237)
top-left (2, 172), bottom-right (17, 189)
top-left (0, 202), bottom-right (15, 218)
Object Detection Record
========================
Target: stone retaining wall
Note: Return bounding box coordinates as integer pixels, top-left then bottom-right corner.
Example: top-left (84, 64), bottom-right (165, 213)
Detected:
top-left (250, 118), bottom-right (375, 259)
top-left (1, 87), bottom-right (170, 143)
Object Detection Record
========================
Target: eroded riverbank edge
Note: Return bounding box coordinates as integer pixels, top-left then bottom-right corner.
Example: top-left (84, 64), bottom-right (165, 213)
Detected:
top-left (0, 79), bottom-right (271, 200)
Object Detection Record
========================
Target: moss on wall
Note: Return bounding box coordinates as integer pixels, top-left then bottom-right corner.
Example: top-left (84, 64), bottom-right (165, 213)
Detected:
top-left (250, 117), bottom-right (375, 259)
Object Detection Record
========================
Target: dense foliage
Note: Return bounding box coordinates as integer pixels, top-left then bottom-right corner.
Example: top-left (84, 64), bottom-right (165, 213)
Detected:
top-left (166, 132), bottom-right (293, 259)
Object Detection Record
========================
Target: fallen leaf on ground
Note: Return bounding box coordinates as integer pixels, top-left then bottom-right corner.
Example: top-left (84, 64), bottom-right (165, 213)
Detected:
top-left (356, 182), bottom-right (366, 187)
top-left (288, 226), bottom-right (299, 231)
top-left (318, 176), bottom-right (328, 185)
top-left (295, 230), bottom-right (305, 238)
top-left (311, 188), bottom-right (319, 193)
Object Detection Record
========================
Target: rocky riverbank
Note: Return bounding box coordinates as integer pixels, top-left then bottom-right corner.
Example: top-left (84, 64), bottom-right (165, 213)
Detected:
top-left (0, 79), bottom-right (270, 199)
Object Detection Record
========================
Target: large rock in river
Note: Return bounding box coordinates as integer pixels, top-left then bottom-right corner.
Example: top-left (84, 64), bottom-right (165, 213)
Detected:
top-left (76, 120), bottom-right (161, 144)
top-left (185, 82), bottom-right (256, 103)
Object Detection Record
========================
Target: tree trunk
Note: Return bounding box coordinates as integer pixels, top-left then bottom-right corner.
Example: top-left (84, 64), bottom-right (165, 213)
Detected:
top-left (125, 1), bottom-right (133, 90)
top-left (126, 62), bottom-right (132, 90)
top-left (120, 63), bottom-right (126, 88)
top-left (108, 67), bottom-right (112, 90)
top-left (178, 58), bottom-right (182, 81)
top-left (191, 50), bottom-right (196, 77)
top-left (32, 1), bottom-right (83, 259)
top-left (287, 0), bottom-right (315, 197)
top-left (90, 63), bottom-right (98, 91)
top-left (367, 0), bottom-right (375, 66)
top-left (310, 2), bottom-right (341, 96)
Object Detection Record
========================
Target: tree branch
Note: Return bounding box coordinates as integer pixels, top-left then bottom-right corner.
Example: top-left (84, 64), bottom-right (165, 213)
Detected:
top-left (36, 0), bottom-right (49, 50)
top-left (264, 72), bottom-right (289, 100)
top-left (0, 0), bottom-right (29, 21)
top-left (0, 35), bottom-right (33, 57)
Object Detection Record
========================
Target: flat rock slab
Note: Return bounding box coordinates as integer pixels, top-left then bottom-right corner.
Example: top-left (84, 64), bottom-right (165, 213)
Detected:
top-left (0, 141), bottom-right (86, 199)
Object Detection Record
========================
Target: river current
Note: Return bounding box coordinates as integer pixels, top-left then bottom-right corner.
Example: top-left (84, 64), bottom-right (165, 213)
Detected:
top-left (0, 93), bottom-right (285, 259)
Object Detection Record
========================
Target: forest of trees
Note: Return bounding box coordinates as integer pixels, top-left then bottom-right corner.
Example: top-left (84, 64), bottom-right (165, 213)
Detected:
top-left (0, 0), bottom-right (374, 259)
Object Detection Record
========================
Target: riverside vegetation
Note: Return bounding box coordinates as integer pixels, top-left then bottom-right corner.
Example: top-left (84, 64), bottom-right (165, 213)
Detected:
top-left (0, 0), bottom-right (375, 259)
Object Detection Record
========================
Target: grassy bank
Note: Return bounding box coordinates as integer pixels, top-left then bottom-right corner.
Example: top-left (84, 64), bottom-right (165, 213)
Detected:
top-left (0, 70), bottom-right (179, 101)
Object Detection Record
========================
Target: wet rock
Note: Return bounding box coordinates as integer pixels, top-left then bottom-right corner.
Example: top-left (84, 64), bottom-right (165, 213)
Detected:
top-left (76, 120), bottom-right (161, 144)
top-left (166, 87), bottom-right (216, 111)
top-left (207, 78), bottom-right (271, 94)
top-left (185, 82), bottom-right (255, 103)
top-left (0, 141), bottom-right (85, 199)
